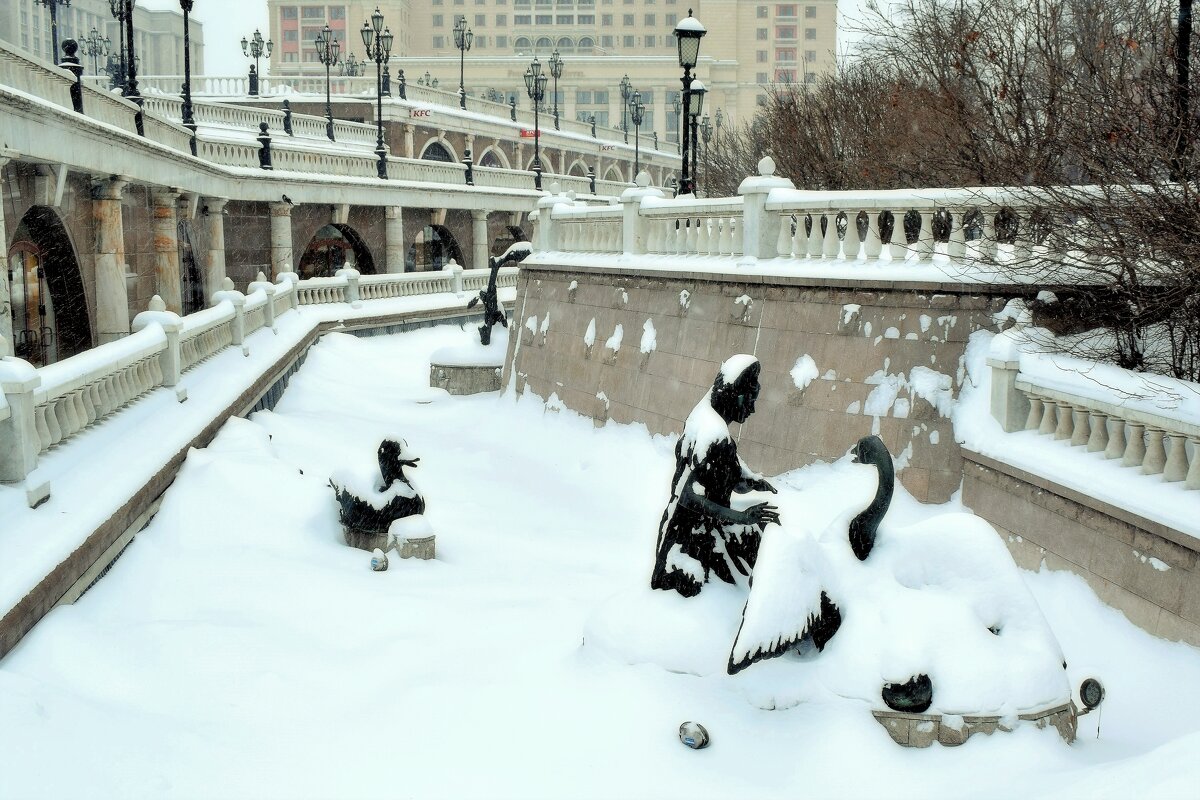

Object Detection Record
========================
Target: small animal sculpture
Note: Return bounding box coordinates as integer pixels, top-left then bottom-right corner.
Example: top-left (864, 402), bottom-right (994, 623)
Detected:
top-left (330, 438), bottom-right (425, 536)
top-left (848, 435), bottom-right (894, 561)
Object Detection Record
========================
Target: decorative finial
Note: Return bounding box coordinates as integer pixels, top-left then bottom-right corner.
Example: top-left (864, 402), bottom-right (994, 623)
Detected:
top-left (758, 156), bottom-right (776, 176)
top-left (256, 271), bottom-right (268, 282)
top-left (222, 277), bottom-right (235, 291)
top-left (149, 295), bottom-right (166, 312)
top-left (636, 170), bottom-right (651, 187)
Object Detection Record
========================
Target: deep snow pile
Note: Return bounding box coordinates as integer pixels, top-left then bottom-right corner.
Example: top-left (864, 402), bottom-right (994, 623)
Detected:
top-left (0, 325), bottom-right (1198, 800)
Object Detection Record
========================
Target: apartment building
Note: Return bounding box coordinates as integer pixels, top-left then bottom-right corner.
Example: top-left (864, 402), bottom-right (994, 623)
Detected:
top-left (0, 0), bottom-right (204, 77)
top-left (266, 0), bottom-right (837, 140)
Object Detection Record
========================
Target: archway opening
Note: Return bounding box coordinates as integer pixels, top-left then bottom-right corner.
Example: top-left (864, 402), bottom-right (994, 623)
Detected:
top-left (405, 225), bottom-right (464, 272)
top-left (479, 149), bottom-right (505, 168)
top-left (7, 206), bottom-right (90, 366)
top-left (421, 141), bottom-right (454, 162)
top-left (297, 223), bottom-right (377, 279)
top-left (568, 160), bottom-right (588, 177)
top-left (178, 219), bottom-right (205, 315)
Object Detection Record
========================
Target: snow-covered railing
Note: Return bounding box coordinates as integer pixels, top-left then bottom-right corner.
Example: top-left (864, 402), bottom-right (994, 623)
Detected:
top-left (989, 333), bottom-right (1200, 489)
top-left (642, 196), bottom-right (746, 257)
top-left (552, 204), bottom-right (623, 253)
top-left (30, 324), bottom-right (167, 455)
top-left (0, 265), bottom-right (514, 492)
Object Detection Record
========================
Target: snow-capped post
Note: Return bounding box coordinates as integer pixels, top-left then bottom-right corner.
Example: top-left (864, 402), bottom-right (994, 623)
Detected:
top-left (0, 333), bottom-right (41, 484)
top-left (276, 270), bottom-right (300, 310)
top-left (535, 183), bottom-right (566, 251)
top-left (257, 122), bottom-right (273, 170)
top-left (588, 166), bottom-right (596, 195)
top-left (987, 329), bottom-right (1030, 433)
top-left (213, 277), bottom-right (247, 352)
top-left (738, 156), bottom-right (794, 261)
top-left (443, 258), bottom-right (464, 295)
top-left (282, 99), bottom-right (293, 135)
top-left (335, 267), bottom-right (361, 307)
top-left (622, 171), bottom-right (664, 256)
top-left (132, 295), bottom-right (184, 391)
top-left (248, 271), bottom-right (277, 331)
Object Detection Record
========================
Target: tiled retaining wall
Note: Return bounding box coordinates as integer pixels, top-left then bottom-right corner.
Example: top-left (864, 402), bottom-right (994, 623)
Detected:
top-left (963, 451), bottom-right (1200, 646)
top-left (505, 262), bottom-right (1026, 503)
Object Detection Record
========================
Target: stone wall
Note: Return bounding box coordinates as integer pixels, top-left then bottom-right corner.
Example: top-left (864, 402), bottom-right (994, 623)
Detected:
top-left (505, 262), bottom-right (1027, 503)
top-left (963, 452), bottom-right (1200, 646)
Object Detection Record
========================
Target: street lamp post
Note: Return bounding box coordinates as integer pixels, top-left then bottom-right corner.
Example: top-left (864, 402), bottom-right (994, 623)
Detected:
top-left (549, 49), bottom-right (563, 131)
top-left (121, 0), bottom-right (142, 129)
top-left (179, 0), bottom-right (196, 153)
top-left (619, 73), bottom-right (631, 144)
top-left (362, 7), bottom-right (394, 179)
top-left (241, 29), bottom-right (272, 97)
top-left (700, 113), bottom-right (713, 199)
top-left (524, 57), bottom-right (548, 190)
top-left (453, 16), bottom-right (473, 110)
top-left (341, 54), bottom-right (365, 77)
top-left (314, 25), bottom-right (340, 141)
top-left (629, 90), bottom-right (645, 180)
top-left (83, 28), bottom-right (109, 75)
top-left (106, 0), bottom-right (127, 90)
top-left (688, 79), bottom-right (706, 196)
top-left (35, 0), bottom-right (71, 63)
top-left (674, 10), bottom-right (706, 196)
top-left (671, 94), bottom-right (682, 154)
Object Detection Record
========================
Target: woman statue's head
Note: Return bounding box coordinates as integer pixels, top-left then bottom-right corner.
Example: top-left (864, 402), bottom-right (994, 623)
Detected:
top-left (710, 355), bottom-right (762, 425)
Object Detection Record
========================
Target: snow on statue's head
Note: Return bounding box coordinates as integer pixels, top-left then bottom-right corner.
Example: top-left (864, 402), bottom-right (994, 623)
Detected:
top-left (710, 355), bottom-right (761, 425)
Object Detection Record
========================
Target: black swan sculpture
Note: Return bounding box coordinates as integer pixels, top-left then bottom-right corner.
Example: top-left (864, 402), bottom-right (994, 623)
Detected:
top-left (330, 438), bottom-right (425, 537)
top-left (849, 434), bottom-right (894, 561)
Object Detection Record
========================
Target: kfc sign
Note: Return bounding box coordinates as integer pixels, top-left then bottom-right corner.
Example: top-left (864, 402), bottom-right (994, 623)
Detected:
top-left (519, 129), bottom-right (540, 138)
top-left (599, 144), bottom-right (616, 152)
top-left (410, 108), bottom-right (432, 118)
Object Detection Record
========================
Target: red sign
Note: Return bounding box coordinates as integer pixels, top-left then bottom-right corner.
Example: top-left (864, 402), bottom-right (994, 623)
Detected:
top-left (410, 108), bottom-right (432, 118)
top-left (520, 129), bottom-right (541, 138)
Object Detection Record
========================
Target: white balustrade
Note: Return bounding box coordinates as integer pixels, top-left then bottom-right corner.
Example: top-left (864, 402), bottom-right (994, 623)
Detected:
top-left (179, 301), bottom-right (236, 372)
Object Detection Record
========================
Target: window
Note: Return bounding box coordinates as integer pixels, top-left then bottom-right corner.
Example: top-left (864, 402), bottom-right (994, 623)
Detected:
top-left (601, 34), bottom-right (613, 46)
top-left (478, 0), bottom-right (487, 4)
top-left (774, 68), bottom-right (796, 82)
top-left (805, 5), bottom-right (816, 17)
top-left (665, 13), bottom-right (676, 25)
top-left (756, 49), bottom-right (767, 62)
top-left (434, 0), bottom-right (444, 4)
top-left (580, 110), bottom-right (609, 126)
top-left (776, 4), bottom-right (796, 17)
top-left (756, 28), bottom-right (767, 40)
top-left (557, 14), bottom-right (573, 22)
top-left (433, 35), bottom-right (446, 47)
top-left (476, 35), bottom-right (487, 47)
top-left (804, 49), bottom-right (816, 61)
top-left (579, 14), bottom-right (595, 23)
top-left (776, 25), bottom-right (796, 38)
top-left (756, 71), bottom-right (768, 83)
top-left (282, 7), bottom-right (298, 19)
top-left (644, 35), bottom-right (655, 47)
top-left (602, 13), bottom-right (613, 24)
top-left (283, 51), bottom-right (299, 61)
top-left (776, 47), bottom-right (795, 61)
top-left (804, 27), bottom-right (816, 39)
top-left (757, 5), bottom-right (767, 18)
top-left (515, 35), bottom-right (531, 47)
top-left (284, 29), bottom-right (299, 41)
top-left (805, 72), bottom-right (816, 83)
top-left (623, 13), bottom-right (634, 24)
top-left (433, 14), bottom-right (444, 26)
top-left (329, 7), bottom-right (345, 19)
top-left (536, 14), bottom-right (552, 23)
top-left (496, 14), bottom-right (507, 24)
top-left (639, 90), bottom-right (653, 103)
top-left (475, 14), bottom-right (486, 25)
top-left (623, 34), bottom-right (634, 46)
top-left (756, 94), bottom-right (767, 106)
top-left (515, 14), bottom-right (531, 23)
top-left (302, 6), bottom-right (324, 18)
top-left (579, 35), bottom-right (595, 46)
top-left (644, 13), bottom-right (655, 25)
top-left (454, 0), bottom-right (465, 5)
top-left (497, 34), bottom-right (508, 46)
top-left (577, 90), bottom-right (592, 103)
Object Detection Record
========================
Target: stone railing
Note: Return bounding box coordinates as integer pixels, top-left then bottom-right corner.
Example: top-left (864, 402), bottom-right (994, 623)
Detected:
top-left (988, 332), bottom-right (1200, 490)
top-left (0, 265), bottom-right (516, 492)
top-left (140, 95), bottom-right (379, 148)
top-left (643, 196), bottom-right (746, 257)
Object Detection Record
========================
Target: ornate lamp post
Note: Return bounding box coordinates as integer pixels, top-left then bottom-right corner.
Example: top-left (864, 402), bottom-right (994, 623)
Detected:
top-left (453, 15), bottom-right (473, 110)
top-left (674, 9), bottom-right (706, 196)
top-left (629, 90), bottom-right (645, 179)
top-left (82, 28), bottom-right (109, 75)
top-left (35, 0), bottom-right (71, 62)
top-left (179, 0), bottom-right (196, 151)
top-left (361, 7), bottom-right (393, 179)
top-left (700, 113), bottom-right (713, 198)
top-left (688, 79), bottom-right (706, 196)
top-left (549, 49), bottom-right (564, 130)
top-left (314, 25), bottom-right (341, 141)
top-left (241, 28), bottom-right (272, 96)
top-left (341, 54), bottom-right (365, 77)
top-left (524, 57), bottom-right (547, 190)
top-left (671, 94), bottom-right (683, 154)
top-left (619, 73), bottom-right (632, 143)
top-left (106, 0), bottom-right (127, 90)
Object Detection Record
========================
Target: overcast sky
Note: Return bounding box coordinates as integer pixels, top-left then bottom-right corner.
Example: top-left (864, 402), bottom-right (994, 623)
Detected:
top-left (150, 0), bottom-right (872, 76)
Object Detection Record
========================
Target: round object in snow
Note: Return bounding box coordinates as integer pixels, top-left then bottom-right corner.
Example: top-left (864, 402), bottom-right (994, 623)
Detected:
top-left (882, 674), bottom-right (933, 713)
top-left (370, 548), bottom-right (389, 571)
top-left (1080, 678), bottom-right (1105, 710)
top-left (678, 721), bottom-right (710, 750)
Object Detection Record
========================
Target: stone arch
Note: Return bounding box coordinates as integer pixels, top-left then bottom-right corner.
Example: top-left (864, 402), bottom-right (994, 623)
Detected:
top-left (567, 158), bottom-right (589, 177)
top-left (297, 223), bottom-right (377, 279)
top-left (491, 224), bottom-right (528, 257)
top-left (535, 36), bottom-right (552, 51)
top-left (477, 146), bottom-right (509, 169)
top-left (557, 37), bottom-right (573, 50)
top-left (419, 138), bottom-right (457, 162)
top-left (177, 217), bottom-right (205, 315)
top-left (604, 164), bottom-right (626, 182)
top-left (406, 224), bottom-right (464, 272)
top-left (578, 36), bottom-right (595, 49)
top-left (514, 36), bottom-right (532, 52)
top-left (6, 205), bottom-right (91, 365)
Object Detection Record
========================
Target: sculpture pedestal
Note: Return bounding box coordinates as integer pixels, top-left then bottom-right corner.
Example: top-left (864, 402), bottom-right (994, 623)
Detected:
top-left (344, 527), bottom-right (389, 553)
top-left (429, 338), bottom-right (506, 396)
top-left (390, 515), bottom-right (436, 560)
top-left (872, 703), bottom-right (1076, 748)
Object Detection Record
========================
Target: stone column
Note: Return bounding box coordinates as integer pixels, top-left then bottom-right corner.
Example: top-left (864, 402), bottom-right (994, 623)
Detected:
top-left (404, 124), bottom-right (416, 159)
top-left (269, 201), bottom-right (293, 279)
top-left (471, 209), bottom-right (489, 269)
top-left (151, 189), bottom-right (183, 314)
top-left (0, 157), bottom-right (12, 346)
top-left (91, 177), bottom-right (130, 343)
top-left (465, 134), bottom-right (475, 157)
top-left (202, 198), bottom-right (229, 301)
top-left (385, 206), bottom-right (406, 274)
top-left (516, 142), bottom-right (525, 171)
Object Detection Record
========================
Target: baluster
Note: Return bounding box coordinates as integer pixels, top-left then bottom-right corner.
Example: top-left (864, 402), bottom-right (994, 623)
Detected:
top-left (1037, 398), bottom-right (1058, 435)
top-left (1070, 407), bottom-right (1090, 446)
top-left (910, 208), bottom-right (934, 262)
top-left (673, 220), bottom-right (686, 254)
top-left (947, 209), bottom-right (968, 261)
top-left (719, 217), bottom-right (733, 255)
top-left (805, 215), bottom-right (823, 259)
top-left (1053, 401), bottom-right (1074, 440)
top-left (822, 211), bottom-right (841, 259)
top-left (695, 217), bottom-right (710, 254)
top-left (1122, 422), bottom-right (1146, 467)
top-left (1023, 391), bottom-right (1043, 430)
top-left (34, 404), bottom-right (51, 451)
top-left (1164, 433), bottom-right (1189, 482)
top-left (84, 382), bottom-right (100, 425)
top-left (776, 213), bottom-right (793, 257)
top-left (46, 399), bottom-right (64, 446)
top-left (1185, 438), bottom-right (1200, 489)
top-left (862, 211), bottom-right (883, 260)
top-left (792, 213), bottom-right (808, 257)
top-left (980, 208), bottom-right (998, 261)
top-left (1142, 427), bottom-right (1167, 475)
top-left (69, 389), bottom-right (87, 436)
top-left (730, 217), bottom-right (742, 255)
top-left (888, 209), bottom-right (908, 262)
top-left (685, 218), bottom-right (698, 254)
top-left (1086, 412), bottom-right (1109, 452)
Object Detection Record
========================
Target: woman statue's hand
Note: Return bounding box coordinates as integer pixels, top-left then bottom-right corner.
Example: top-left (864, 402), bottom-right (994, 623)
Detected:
top-left (735, 477), bottom-right (777, 494)
top-left (742, 502), bottom-right (781, 528)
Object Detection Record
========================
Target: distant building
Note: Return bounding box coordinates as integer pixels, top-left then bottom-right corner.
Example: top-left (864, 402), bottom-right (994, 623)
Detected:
top-left (265, 0), bottom-right (837, 140)
top-left (0, 0), bottom-right (204, 77)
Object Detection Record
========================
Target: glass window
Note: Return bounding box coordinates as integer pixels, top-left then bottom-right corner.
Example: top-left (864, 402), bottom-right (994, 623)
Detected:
top-left (579, 14), bottom-right (595, 23)
top-left (433, 35), bottom-right (446, 47)
top-left (804, 49), bottom-right (815, 61)
top-left (496, 14), bottom-right (507, 24)
top-left (593, 90), bottom-right (608, 102)
top-left (756, 94), bottom-right (767, 106)
top-left (665, 13), bottom-right (676, 25)
top-left (623, 34), bottom-right (634, 46)
top-left (329, 7), bottom-right (345, 19)
top-left (805, 5), bottom-right (816, 17)
top-left (433, 14), bottom-right (443, 26)
top-left (805, 72), bottom-right (816, 83)
top-left (475, 34), bottom-right (487, 47)
top-left (536, 14), bottom-right (552, 23)
top-left (756, 28), bottom-right (767, 40)
top-left (756, 71), bottom-right (768, 83)
top-left (644, 13), bottom-right (655, 25)
top-left (576, 90), bottom-right (592, 103)
top-left (602, 14), bottom-right (612, 24)
top-left (640, 90), bottom-right (653, 103)
top-left (302, 6), bottom-right (324, 18)
top-left (623, 13), bottom-right (634, 24)
top-left (475, 14), bottom-right (486, 25)
top-left (776, 24), bottom-right (796, 38)
top-left (497, 34), bottom-right (508, 46)
top-left (804, 27), bottom-right (816, 39)
top-left (556, 14), bottom-right (573, 22)
top-left (757, 6), bottom-right (767, 18)
top-left (601, 35), bottom-right (613, 47)
top-left (644, 35), bottom-right (655, 47)
top-left (776, 47), bottom-right (795, 61)
top-left (454, 0), bottom-right (465, 5)
top-left (774, 68), bottom-right (796, 82)
top-left (282, 7), bottom-right (298, 19)
top-left (515, 14), bottom-right (531, 23)
top-left (756, 49), bottom-right (766, 62)
top-left (776, 4), bottom-right (797, 17)
top-left (285, 29), bottom-right (299, 41)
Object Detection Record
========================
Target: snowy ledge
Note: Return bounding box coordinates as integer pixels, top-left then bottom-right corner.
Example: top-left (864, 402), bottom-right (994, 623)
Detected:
top-left (0, 288), bottom-right (514, 649)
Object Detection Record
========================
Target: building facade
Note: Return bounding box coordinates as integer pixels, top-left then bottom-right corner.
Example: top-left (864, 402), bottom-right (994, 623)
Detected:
top-left (0, 0), bottom-right (204, 77)
top-left (265, 0), bottom-right (837, 140)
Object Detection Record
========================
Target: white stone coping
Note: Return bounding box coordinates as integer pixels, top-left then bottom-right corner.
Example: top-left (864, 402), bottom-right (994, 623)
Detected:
top-left (33, 325), bottom-right (167, 405)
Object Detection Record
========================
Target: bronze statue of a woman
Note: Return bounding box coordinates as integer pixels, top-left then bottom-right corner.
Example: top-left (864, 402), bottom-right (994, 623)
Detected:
top-left (651, 354), bottom-right (780, 597)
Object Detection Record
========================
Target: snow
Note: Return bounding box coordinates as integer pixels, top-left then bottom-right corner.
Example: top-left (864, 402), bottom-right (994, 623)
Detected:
top-left (0, 325), bottom-right (1199, 798)
top-left (430, 328), bottom-right (510, 367)
top-left (584, 318), bottom-right (597, 348)
top-left (640, 319), bottom-right (658, 354)
top-left (790, 354), bottom-right (819, 390)
top-left (719, 353), bottom-right (758, 385)
top-left (605, 323), bottom-right (624, 353)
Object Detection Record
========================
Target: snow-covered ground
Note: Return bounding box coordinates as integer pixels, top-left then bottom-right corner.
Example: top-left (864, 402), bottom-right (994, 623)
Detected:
top-left (1, 325), bottom-right (1198, 800)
